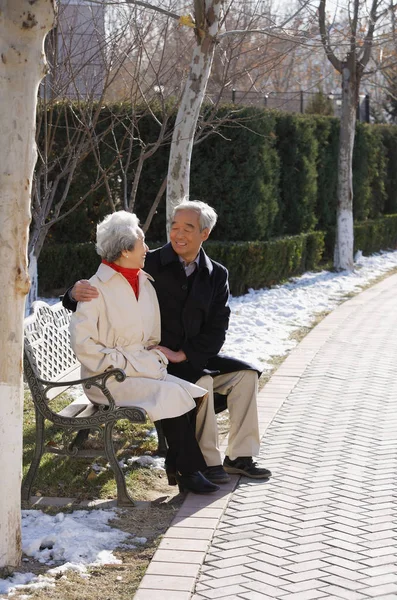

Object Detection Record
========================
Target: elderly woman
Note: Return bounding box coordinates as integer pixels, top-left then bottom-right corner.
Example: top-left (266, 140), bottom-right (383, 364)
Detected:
top-left (70, 211), bottom-right (218, 495)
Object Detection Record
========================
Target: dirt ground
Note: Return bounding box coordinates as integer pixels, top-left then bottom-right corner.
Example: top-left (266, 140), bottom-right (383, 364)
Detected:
top-left (3, 476), bottom-right (183, 600)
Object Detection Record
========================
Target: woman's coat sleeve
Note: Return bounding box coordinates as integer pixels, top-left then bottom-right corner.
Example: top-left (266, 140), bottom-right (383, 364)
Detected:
top-left (70, 296), bottom-right (127, 374)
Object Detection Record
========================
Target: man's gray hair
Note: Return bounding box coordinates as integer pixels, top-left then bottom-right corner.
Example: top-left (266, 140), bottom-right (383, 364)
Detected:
top-left (96, 211), bottom-right (141, 262)
top-left (172, 200), bottom-right (218, 232)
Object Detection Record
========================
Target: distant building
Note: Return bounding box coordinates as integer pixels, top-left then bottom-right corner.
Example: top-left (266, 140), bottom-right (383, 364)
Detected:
top-left (42, 0), bottom-right (106, 100)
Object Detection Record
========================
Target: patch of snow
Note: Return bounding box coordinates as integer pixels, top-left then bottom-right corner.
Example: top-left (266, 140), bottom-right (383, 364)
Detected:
top-left (126, 455), bottom-right (165, 470)
top-left (0, 510), bottom-right (129, 597)
top-left (222, 250), bottom-right (397, 371)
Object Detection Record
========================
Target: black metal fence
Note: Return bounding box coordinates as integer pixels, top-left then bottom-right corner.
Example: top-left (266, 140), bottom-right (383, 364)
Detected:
top-left (213, 89), bottom-right (370, 123)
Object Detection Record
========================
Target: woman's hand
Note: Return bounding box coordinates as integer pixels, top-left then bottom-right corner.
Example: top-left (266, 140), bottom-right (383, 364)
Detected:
top-left (148, 345), bottom-right (187, 363)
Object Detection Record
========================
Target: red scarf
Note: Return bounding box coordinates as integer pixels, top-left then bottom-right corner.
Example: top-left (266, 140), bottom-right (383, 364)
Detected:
top-left (102, 260), bottom-right (140, 299)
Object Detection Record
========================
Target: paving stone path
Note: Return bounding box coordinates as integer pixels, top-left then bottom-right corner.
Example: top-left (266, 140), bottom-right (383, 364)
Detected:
top-left (135, 273), bottom-right (397, 600)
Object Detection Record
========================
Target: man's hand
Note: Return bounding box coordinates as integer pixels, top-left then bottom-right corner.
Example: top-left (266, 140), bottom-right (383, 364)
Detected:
top-left (72, 280), bottom-right (99, 302)
top-left (149, 345), bottom-right (187, 363)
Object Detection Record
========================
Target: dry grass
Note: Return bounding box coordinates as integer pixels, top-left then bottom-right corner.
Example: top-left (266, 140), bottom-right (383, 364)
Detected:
top-left (9, 392), bottom-right (184, 600)
top-left (22, 389), bottom-right (166, 502)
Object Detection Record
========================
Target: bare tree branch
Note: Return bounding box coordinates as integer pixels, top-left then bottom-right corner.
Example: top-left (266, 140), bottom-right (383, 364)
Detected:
top-left (88, 0), bottom-right (181, 20)
top-left (318, 0), bottom-right (342, 72)
top-left (350, 0), bottom-right (359, 53)
top-left (359, 0), bottom-right (381, 71)
top-left (142, 175), bottom-right (167, 233)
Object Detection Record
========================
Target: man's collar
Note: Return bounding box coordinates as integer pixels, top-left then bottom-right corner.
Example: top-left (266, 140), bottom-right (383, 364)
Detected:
top-left (159, 242), bottom-right (213, 274)
top-left (179, 254), bottom-right (200, 269)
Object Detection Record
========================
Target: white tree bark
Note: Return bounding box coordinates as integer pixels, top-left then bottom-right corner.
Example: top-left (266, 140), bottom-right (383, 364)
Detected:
top-left (334, 64), bottom-right (357, 270)
top-left (0, 0), bottom-right (55, 570)
top-left (319, 0), bottom-right (380, 271)
top-left (166, 0), bottom-right (223, 235)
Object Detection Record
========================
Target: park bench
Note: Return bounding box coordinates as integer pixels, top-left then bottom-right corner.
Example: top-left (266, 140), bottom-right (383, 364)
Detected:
top-left (22, 300), bottom-right (166, 507)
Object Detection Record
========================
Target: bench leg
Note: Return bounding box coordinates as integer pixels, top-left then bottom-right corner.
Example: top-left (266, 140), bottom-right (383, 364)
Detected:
top-left (154, 420), bottom-right (168, 457)
top-left (103, 420), bottom-right (135, 507)
top-left (70, 428), bottom-right (91, 450)
top-left (22, 409), bottom-right (45, 503)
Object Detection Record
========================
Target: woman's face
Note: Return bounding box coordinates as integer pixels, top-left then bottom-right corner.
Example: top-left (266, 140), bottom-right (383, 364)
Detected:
top-left (124, 229), bottom-right (149, 269)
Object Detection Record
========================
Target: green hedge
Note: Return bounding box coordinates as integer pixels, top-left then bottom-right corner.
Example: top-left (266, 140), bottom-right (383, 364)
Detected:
top-left (314, 117), bottom-right (339, 230)
top-left (274, 114), bottom-right (319, 235)
top-left (38, 232), bottom-right (325, 297)
top-left (353, 123), bottom-right (388, 221)
top-left (205, 232), bottom-right (325, 296)
top-left (38, 102), bottom-right (397, 249)
top-left (191, 107), bottom-right (280, 241)
top-left (379, 125), bottom-right (397, 215)
top-left (37, 102), bottom-right (397, 298)
top-left (323, 214), bottom-right (397, 260)
top-left (38, 242), bottom-right (100, 295)
top-left (353, 214), bottom-right (397, 255)
top-left (39, 215), bottom-right (397, 298)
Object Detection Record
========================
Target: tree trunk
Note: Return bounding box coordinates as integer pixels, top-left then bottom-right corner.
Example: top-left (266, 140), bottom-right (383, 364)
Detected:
top-left (334, 60), bottom-right (358, 271)
top-left (0, 0), bottom-right (55, 570)
top-left (26, 220), bottom-right (50, 313)
top-left (27, 249), bottom-right (38, 315)
top-left (166, 0), bottom-right (222, 236)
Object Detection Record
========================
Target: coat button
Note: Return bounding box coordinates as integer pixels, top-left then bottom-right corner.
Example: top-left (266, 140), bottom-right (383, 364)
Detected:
top-left (182, 284), bottom-right (188, 290)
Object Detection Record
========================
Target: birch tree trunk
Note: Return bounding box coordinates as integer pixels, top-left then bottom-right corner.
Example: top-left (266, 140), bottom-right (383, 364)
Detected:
top-left (166, 0), bottom-right (223, 234)
top-left (319, 0), bottom-right (379, 271)
top-left (0, 0), bottom-right (55, 570)
top-left (334, 61), bottom-right (358, 270)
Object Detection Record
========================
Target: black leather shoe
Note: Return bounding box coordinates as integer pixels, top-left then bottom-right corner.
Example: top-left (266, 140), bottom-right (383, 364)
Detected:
top-left (203, 465), bottom-right (231, 484)
top-left (223, 456), bottom-right (272, 479)
top-left (176, 471), bottom-right (220, 494)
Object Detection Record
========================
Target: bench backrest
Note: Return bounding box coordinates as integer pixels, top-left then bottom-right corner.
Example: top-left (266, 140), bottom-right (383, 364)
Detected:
top-left (24, 301), bottom-right (80, 400)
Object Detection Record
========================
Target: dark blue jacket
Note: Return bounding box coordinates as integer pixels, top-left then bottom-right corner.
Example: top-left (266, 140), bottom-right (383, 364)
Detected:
top-left (144, 243), bottom-right (230, 374)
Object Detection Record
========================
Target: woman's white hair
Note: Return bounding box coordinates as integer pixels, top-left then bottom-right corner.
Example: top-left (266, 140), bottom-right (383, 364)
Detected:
top-left (96, 211), bottom-right (141, 262)
top-left (171, 199), bottom-right (218, 232)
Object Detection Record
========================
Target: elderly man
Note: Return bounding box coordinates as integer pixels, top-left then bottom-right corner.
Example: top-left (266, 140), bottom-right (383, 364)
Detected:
top-left (63, 200), bottom-right (271, 483)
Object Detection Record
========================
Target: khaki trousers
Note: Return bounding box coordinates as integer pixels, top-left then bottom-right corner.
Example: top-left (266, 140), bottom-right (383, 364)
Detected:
top-left (195, 370), bottom-right (261, 466)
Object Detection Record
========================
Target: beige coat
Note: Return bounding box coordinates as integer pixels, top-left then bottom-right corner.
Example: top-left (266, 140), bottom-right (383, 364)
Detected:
top-left (69, 263), bottom-right (206, 422)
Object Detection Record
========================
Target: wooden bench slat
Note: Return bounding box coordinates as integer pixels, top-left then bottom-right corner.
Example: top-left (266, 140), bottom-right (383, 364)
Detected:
top-left (57, 398), bottom-right (97, 418)
top-left (72, 404), bottom-right (100, 419)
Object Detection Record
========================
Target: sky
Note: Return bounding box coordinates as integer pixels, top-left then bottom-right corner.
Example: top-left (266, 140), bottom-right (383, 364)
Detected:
top-left (2, 248), bottom-right (397, 597)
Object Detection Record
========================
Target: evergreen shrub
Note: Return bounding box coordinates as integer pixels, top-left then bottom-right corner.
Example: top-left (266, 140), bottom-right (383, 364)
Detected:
top-left (353, 124), bottom-right (387, 221)
top-left (378, 125), bottom-right (397, 215)
top-left (313, 116), bottom-right (339, 230)
top-left (323, 214), bottom-right (397, 260)
top-left (204, 231), bottom-right (325, 295)
top-left (38, 233), bottom-right (324, 297)
top-left (305, 91), bottom-right (334, 116)
top-left (191, 106), bottom-right (281, 241)
top-left (353, 214), bottom-right (397, 255)
top-left (39, 215), bottom-right (397, 298)
top-left (365, 126), bottom-right (388, 219)
top-left (38, 242), bottom-right (100, 294)
top-left (274, 114), bottom-right (318, 235)
top-left (36, 102), bottom-right (397, 249)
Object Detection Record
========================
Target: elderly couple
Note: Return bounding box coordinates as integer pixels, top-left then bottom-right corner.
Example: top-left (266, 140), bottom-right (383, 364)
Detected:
top-left (64, 200), bottom-right (271, 495)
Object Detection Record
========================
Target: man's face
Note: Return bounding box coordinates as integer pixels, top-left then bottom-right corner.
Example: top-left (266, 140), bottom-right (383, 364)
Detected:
top-left (170, 209), bottom-right (210, 264)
